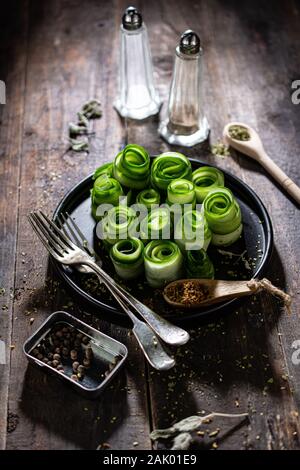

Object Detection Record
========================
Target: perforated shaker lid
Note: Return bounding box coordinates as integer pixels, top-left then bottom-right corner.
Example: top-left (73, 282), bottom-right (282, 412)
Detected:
top-left (122, 6), bottom-right (143, 30)
top-left (180, 30), bottom-right (201, 54)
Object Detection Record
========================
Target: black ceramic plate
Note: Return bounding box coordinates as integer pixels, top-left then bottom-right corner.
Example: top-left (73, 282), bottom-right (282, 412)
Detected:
top-left (52, 158), bottom-right (273, 325)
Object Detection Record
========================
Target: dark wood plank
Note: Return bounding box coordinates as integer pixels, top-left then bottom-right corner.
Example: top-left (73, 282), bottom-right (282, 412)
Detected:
top-left (4, 0), bottom-right (151, 450)
top-left (133, 0), bottom-right (300, 450)
top-left (0, 1), bottom-right (29, 449)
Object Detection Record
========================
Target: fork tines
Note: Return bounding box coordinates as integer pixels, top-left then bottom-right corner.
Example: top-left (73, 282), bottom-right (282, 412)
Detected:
top-left (28, 210), bottom-right (76, 260)
top-left (57, 212), bottom-right (95, 258)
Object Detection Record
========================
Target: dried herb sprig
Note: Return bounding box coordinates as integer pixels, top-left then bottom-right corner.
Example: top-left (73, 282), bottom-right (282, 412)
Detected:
top-left (68, 99), bottom-right (102, 152)
top-left (82, 99), bottom-right (102, 119)
top-left (69, 138), bottom-right (89, 152)
top-left (150, 412), bottom-right (248, 450)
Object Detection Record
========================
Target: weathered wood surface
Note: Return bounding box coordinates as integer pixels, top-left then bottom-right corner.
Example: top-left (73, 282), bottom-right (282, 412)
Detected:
top-left (0, 0), bottom-right (300, 450)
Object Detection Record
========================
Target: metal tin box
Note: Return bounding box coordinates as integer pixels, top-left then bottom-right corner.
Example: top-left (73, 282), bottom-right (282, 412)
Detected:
top-left (23, 311), bottom-right (128, 398)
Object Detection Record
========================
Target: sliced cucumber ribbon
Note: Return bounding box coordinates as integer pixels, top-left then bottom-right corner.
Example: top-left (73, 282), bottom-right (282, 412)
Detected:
top-left (97, 205), bottom-right (137, 246)
top-left (113, 144), bottom-right (150, 189)
top-left (91, 174), bottom-right (124, 221)
top-left (140, 207), bottom-right (172, 242)
top-left (110, 238), bottom-right (144, 280)
top-left (167, 179), bottom-right (196, 208)
top-left (185, 249), bottom-right (215, 279)
top-left (203, 187), bottom-right (243, 246)
top-left (93, 162), bottom-right (114, 180)
top-left (144, 240), bottom-right (183, 288)
top-left (151, 152), bottom-right (192, 192)
top-left (136, 188), bottom-right (161, 210)
top-left (192, 166), bottom-right (224, 202)
top-left (175, 209), bottom-right (211, 252)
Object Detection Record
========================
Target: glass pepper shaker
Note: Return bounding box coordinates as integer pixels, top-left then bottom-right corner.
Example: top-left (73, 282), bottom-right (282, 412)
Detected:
top-left (159, 30), bottom-right (209, 146)
top-left (114, 6), bottom-right (161, 120)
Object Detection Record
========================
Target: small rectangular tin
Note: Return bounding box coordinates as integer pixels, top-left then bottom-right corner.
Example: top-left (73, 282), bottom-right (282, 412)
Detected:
top-left (23, 311), bottom-right (128, 398)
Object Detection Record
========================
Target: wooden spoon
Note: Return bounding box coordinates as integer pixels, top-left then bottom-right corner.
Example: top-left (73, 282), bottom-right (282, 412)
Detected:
top-left (223, 122), bottom-right (300, 205)
top-left (163, 279), bottom-right (256, 309)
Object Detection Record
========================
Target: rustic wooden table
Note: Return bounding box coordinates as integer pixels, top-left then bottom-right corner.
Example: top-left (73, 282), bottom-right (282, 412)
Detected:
top-left (0, 0), bottom-right (299, 451)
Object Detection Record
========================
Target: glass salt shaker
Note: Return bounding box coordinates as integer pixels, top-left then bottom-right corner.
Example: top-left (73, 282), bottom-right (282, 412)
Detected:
top-left (159, 30), bottom-right (210, 146)
top-left (114, 6), bottom-right (161, 120)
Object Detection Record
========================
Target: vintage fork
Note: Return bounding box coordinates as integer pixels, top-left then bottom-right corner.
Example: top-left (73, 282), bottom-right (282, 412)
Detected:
top-left (28, 211), bottom-right (189, 347)
top-left (54, 213), bottom-right (179, 370)
top-left (28, 212), bottom-right (186, 369)
top-left (29, 210), bottom-right (175, 370)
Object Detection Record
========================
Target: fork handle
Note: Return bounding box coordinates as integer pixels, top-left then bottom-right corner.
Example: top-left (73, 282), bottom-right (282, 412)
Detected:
top-left (83, 259), bottom-right (189, 347)
top-left (91, 271), bottom-right (175, 370)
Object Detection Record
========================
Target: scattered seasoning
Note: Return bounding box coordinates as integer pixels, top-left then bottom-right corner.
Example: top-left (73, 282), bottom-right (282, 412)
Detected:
top-left (211, 141), bottom-right (231, 158)
top-left (166, 281), bottom-right (209, 306)
top-left (228, 125), bottom-right (250, 141)
top-left (209, 429), bottom-right (220, 438)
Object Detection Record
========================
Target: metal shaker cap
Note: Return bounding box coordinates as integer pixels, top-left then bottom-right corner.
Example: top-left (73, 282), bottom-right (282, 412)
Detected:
top-left (180, 30), bottom-right (201, 54)
top-left (122, 6), bottom-right (143, 30)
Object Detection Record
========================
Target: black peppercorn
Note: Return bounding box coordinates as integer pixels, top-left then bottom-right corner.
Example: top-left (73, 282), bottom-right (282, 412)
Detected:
top-left (82, 336), bottom-right (89, 345)
top-left (70, 350), bottom-right (77, 361)
top-left (83, 358), bottom-right (91, 369)
top-left (85, 346), bottom-right (93, 360)
top-left (62, 347), bottom-right (69, 357)
top-left (77, 365), bottom-right (85, 376)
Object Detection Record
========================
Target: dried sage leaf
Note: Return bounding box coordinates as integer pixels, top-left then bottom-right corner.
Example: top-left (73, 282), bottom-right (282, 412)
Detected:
top-left (171, 432), bottom-right (193, 450)
top-left (77, 112), bottom-right (89, 128)
top-left (69, 138), bottom-right (89, 152)
top-left (150, 416), bottom-right (203, 439)
top-left (82, 99), bottom-right (102, 119)
top-left (150, 412), bottom-right (248, 441)
top-left (69, 122), bottom-right (88, 137)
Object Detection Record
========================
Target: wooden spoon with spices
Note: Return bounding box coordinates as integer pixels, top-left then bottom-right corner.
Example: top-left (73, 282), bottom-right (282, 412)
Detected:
top-left (223, 122), bottom-right (300, 205)
top-left (163, 278), bottom-right (291, 310)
